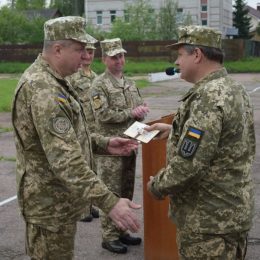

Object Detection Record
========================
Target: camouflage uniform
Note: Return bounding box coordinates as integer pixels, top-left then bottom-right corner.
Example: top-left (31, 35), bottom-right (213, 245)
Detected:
top-left (150, 26), bottom-right (256, 259)
top-left (68, 56), bottom-right (98, 220)
top-left (68, 68), bottom-right (97, 133)
top-left (12, 17), bottom-right (119, 259)
top-left (90, 39), bottom-right (144, 241)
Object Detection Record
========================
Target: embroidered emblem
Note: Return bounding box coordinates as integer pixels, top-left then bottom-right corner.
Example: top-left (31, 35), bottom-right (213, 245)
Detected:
top-left (53, 117), bottom-right (71, 134)
top-left (92, 93), bottom-right (102, 110)
top-left (179, 127), bottom-right (204, 159)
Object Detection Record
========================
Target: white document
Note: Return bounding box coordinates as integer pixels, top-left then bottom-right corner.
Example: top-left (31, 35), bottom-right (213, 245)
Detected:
top-left (124, 121), bottom-right (159, 143)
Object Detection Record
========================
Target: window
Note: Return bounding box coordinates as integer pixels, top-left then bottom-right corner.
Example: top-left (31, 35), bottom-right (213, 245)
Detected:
top-left (97, 11), bottom-right (102, 25)
top-left (202, 19), bottom-right (207, 25)
top-left (110, 10), bottom-right (116, 23)
top-left (201, 5), bottom-right (207, 12)
top-left (177, 8), bottom-right (183, 13)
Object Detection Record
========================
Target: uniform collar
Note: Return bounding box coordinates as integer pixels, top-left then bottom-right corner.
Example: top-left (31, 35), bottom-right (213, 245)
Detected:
top-left (178, 67), bottom-right (227, 102)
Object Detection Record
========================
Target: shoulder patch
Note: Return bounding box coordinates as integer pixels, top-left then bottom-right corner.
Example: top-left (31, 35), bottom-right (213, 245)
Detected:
top-left (92, 93), bottom-right (102, 110)
top-left (52, 117), bottom-right (71, 134)
top-left (179, 127), bottom-right (204, 159)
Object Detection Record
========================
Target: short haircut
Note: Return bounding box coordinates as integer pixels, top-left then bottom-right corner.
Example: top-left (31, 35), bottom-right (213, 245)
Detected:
top-left (43, 39), bottom-right (74, 51)
top-left (183, 44), bottom-right (224, 64)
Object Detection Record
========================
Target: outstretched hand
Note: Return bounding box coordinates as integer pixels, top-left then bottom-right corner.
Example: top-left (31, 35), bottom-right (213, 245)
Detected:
top-left (108, 198), bottom-right (141, 232)
top-left (145, 123), bottom-right (171, 140)
top-left (107, 137), bottom-right (139, 156)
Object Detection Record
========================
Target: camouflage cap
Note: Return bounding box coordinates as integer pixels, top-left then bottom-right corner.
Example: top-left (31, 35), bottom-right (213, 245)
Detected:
top-left (44, 16), bottom-right (90, 44)
top-left (100, 38), bottom-right (127, 56)
top-left (167, 25), bottom-right (222, 50)
top-left (85, 34), bottom-right (98, 50)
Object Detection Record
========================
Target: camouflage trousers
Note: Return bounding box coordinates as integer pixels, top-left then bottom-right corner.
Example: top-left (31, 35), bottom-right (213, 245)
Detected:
top-left (176, 228), bottom-right (248, 260)
top-left (96, 154), bottom-right (136, 241)
top-left (25, 222), bottom-right (77, 260)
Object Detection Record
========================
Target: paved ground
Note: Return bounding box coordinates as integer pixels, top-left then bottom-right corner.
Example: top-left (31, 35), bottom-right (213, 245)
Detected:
top-left (0, 73), bottom-right (260, 259)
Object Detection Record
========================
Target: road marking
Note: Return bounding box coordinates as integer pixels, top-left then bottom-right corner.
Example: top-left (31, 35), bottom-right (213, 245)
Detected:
top-left (249, 87), bottom-right (260, 94)
top-left (0, 195), bottom-right (17, 206)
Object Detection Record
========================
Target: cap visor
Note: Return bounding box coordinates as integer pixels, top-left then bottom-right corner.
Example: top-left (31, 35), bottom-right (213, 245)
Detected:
top-left (106, 48), bottom-right (127, 56)
top-left (166, 42), bottom-right (184, 50)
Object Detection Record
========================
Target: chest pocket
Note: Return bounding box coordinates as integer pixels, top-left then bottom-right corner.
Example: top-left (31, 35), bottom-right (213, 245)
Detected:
top-left (125, 87), bottom-right (143, 107)
top-left (108, 90), bottom-right (127, 108)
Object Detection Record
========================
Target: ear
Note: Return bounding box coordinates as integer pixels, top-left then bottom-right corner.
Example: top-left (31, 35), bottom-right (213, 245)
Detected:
top-left (193, 48), bottom-right (203, 64)
top-left (52, 43), bottom-right (63, 58)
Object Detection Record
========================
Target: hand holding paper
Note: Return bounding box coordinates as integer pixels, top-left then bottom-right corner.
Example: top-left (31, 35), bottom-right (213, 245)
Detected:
top-left (124, 121), bottom-right (160, 143)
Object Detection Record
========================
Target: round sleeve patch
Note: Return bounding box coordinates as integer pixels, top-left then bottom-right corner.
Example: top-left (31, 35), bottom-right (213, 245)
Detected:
top-left (52, 117), bottom-right (71, 134)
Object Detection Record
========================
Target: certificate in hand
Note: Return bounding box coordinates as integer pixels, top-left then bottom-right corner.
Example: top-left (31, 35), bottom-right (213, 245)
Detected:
top-left (124, 121), bottom-right (160, 143)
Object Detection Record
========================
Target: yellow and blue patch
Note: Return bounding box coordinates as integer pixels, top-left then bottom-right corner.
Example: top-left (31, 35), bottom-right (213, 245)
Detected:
top-left (179, 126), bottom-right (204, 159)
top-left (57, 94), bottom-right (67, 104)
top-left (187, 127), bottom-right (203, 140)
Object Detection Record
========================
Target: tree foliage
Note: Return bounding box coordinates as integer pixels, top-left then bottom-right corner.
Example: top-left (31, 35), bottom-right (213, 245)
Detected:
top-left (109, 0), bottom-right (192, 41)
top-left (14, 0), bottom-right (45, 10)
top-left (110, 0), bottom-right (157, 40)
top-left (0, 6), bottom-right (45, 44)
top-left (233, 0), bottom-right (252, 39)
top-left (157, 0), bottom-right (178, 40)
top-left (49, 0), bottom-right (84, 16)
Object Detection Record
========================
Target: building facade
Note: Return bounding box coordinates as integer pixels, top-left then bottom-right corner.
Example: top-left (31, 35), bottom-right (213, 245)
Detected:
top-left (85, 0), bottom-right (233, 36)
top-left (247, 4), bottom-right (260, 41)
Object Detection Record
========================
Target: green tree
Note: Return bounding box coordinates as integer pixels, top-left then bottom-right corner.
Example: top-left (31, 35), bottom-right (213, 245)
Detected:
top-left (182, 12), bottom-right (193, 26)
top-left (28, 0), bottom-right (45, 9)
top-left (86, 21), bottom-right (109, 41)
top-left (26, 16), bottom-right (46, 43)
top-left (0, 6), bottom-right (46, 44)
top-left (233, 0), bottom-right (252, 39)
top-left (74, 0), bottom-right (84, 16)
top-left (157, 0), bottom-right (178, 40)
top-left (50, 0), bottom-right (73, 15)
top-left (14, 0), bottom-right (45, 9)
top-left (0, 7), bottom-right (28, 43)
top-left (15, 0), bottom-right (28, 9)
top-left (109, 0), bottom-right (157, 40)
top-left (50, 0), bottom-right (84, 15)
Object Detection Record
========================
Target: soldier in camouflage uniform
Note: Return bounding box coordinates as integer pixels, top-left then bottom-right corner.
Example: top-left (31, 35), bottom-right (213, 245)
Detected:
top-left (11, 16), bottom-right (141, 260)
top-left (89, 38), bottom-right (149, 254)
top-left (67, 35), bottom-right (99, 223)
top-left (146, 25), bottom-right (256, 259)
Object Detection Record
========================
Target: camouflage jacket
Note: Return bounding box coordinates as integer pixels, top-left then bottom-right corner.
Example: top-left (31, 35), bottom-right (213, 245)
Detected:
top-left (89, 69), bottom-right (144, 137)
top-left (12, 55), bottom-right (118, 228)
top-left (67, 68), bottom-right (97, 132)
top-left (150, 68), bottom-right (255, 234)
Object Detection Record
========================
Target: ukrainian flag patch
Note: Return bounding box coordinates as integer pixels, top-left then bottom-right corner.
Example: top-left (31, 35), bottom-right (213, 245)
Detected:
top-left (179, 126), bottom-right (204, 159)
top-left (187, 127), bottom-right (203, 140)
top-left (57, 94), bottom-right (67, 104)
